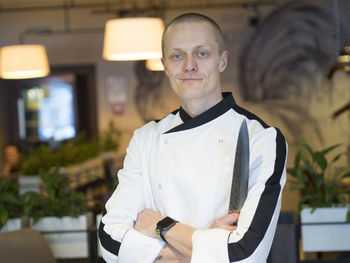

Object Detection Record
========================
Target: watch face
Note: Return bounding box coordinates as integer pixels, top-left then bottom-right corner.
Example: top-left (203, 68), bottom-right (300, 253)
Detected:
top-left (158, 217), bottom-right (176, 231)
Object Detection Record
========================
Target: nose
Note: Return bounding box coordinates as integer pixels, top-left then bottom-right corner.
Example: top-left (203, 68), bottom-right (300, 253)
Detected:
top-left (183, 56), bottom-right (198, 72)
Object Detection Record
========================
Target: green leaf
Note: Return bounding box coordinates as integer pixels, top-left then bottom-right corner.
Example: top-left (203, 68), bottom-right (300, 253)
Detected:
top-left (294, 151), bottom-right (301, 168)
top-left (347, 210), bottom-right (350, 223)
top-left (315, 173), bottom-right (324, 187)
top-left (303, 160), bottom-right (315, 175)
top-left (314, 152), bottom-right (327, 171)
top-left (331, 153), bottom-right (343, 163)
top-left (320, 144), bottom-right (340, 155)
top-left (0, 209), bottom-right (9, 229)
top-left (297, 137), bottom-right (314, 156)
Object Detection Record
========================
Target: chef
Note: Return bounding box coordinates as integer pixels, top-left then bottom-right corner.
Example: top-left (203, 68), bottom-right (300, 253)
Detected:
top-left (99, 13), bottom-right (287, 263)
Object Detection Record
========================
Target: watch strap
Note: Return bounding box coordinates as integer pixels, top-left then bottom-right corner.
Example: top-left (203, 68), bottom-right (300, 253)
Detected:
top-left (156, 216), bottom-right (177, 242)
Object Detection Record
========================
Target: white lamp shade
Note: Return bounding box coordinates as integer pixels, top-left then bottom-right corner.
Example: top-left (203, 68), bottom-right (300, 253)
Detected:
top-left (0, 44), bottom-right (50, 79)
top-left (103, 17), bottom-right (164, 61)
top-left (338, 54), bottom-right (350, 63)
top-left (146, 58), bottom-right (164, 71)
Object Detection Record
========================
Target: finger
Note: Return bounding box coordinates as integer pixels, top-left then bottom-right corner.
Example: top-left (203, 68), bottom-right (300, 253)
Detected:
top-left (226, 226), bottom-right (237, 231)
top-left (221, 213), bottom-right (239, 225)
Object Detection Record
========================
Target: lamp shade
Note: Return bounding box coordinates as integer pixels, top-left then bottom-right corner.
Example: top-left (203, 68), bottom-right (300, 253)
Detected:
top-left (146, 58), bottom-right (164, 71)
top-left (103, 17), bottom-right (164, 61)
top-left (0, 44), bottom-right (50, 79)
top-left (338, 46), bottom-right (350, 63)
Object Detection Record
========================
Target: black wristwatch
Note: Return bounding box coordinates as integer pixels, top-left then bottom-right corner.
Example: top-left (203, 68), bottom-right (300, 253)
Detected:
top-left (156, 216), bottom-right (177, 242)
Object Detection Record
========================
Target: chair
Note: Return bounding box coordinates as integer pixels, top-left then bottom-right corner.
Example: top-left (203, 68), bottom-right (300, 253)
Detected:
top-left (0, 228), bottom-right (56, 263)
top-left (267, 212), bottom-right (299, 263)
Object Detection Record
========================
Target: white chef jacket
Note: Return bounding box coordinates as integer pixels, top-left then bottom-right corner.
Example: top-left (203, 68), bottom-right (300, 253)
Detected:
top-left (99, 92), bottom-right (287, 263)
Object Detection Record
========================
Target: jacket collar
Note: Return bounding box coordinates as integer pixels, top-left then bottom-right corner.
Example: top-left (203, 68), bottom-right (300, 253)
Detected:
top-left (165, 92), bottom-right (235, 134)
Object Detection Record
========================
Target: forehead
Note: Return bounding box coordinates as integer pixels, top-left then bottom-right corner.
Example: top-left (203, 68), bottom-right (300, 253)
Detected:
top-left (164, 21), bottom-right (218, 51)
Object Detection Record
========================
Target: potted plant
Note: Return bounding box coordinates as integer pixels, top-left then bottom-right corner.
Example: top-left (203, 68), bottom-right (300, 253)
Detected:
top-left (23, 169), bottom-right (91, 259)
top-left (287, 138), bottom-right (350, 252)
top-left (0, 178), bottom-right (24, 232)
top-left (19, 124), bottom-right (121, 191)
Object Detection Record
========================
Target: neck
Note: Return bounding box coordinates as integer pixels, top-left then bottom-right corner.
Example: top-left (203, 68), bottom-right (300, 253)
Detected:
top-left (181, 92), bottom-right (223, 118)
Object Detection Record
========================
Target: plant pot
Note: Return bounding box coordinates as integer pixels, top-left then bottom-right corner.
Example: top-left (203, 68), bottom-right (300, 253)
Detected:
top-left (18, 175), bottom-right (41, 194)
top-left (300, 206), bottom-right (350, 252)
top-left (59, 157), bottom-right (104, 189)
top-left (0, 218), bottom-right (21, 233)
top-left (30, 213), bottom-right (92, 258)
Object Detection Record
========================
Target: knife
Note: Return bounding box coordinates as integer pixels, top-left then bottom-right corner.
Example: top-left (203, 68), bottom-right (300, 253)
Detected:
top-left (229, 119), bottom-right (250, 212)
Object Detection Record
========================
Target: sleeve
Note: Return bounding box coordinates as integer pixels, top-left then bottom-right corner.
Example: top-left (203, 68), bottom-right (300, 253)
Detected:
top-left (98, 131), bottom-right (164, 263)
top-left (190, 127), bottom-right (288, 263)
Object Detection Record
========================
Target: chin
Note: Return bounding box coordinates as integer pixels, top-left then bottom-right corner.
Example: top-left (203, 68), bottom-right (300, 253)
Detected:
top-left (178, 86), bottom-right (206, 100)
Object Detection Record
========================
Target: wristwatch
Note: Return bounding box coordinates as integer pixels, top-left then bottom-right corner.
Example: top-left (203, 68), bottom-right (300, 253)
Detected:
top-left (156, 216), bottom-right (177, 242)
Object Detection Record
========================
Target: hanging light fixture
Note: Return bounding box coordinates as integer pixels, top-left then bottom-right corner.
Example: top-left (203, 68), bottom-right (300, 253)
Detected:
top-left (0, 44), bottom-right (50, 79)
top-left (103, 17), bottom-right (164, 61)
top-left (146, 58), bottom-right (164, 71)
top-left (338, 47), bottom-right (350, 63)
top-left (332, 0), bottom-right (350, 71)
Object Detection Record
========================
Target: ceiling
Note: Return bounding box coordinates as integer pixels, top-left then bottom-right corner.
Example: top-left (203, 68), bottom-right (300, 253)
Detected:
top-left (0, 0), bottom-right (277, 13)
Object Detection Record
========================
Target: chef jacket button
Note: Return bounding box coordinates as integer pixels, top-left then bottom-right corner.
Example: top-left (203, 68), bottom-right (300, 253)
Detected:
top-left (164, 139), bottom-right (168, 144)
top-left (157, 184), bottom-right (162, 190)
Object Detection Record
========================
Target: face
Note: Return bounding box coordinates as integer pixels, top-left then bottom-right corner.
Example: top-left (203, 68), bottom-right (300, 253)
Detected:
top-left (5, 146), bottom-right (19, 166)
top-left (162, 21), bottom-right (228, 103)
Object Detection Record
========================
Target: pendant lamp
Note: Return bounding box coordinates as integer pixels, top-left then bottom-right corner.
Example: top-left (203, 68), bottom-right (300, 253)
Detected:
top-left (0, 44), bottom-right (50, 79)
top-left (103, 17), bottom-right (164, 61)
top-left (146, 58), bottom-right (164, 71)
top-left (338, 46), bottom-right (350, 69)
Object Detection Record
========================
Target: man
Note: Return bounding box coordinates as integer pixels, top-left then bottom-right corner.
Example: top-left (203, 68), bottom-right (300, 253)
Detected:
top-left (0, 145), bottom-right (20, 178)
top-left (99, 13), bottom-right (287, 263)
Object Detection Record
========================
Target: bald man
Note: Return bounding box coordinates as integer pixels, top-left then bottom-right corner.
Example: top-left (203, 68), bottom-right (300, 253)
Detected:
top-left (99, 13), bottom-right (287, 263)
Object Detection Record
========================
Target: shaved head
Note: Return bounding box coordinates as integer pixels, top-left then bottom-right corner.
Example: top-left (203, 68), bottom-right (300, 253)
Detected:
top-left (162, 13), bottom-right (225, 58)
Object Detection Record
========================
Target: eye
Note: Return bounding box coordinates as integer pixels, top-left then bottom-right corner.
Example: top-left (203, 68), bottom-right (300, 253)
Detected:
top-left (197, 51), bottom-right (208, 58)
top-left (170, 53), bottom-right (183, 61)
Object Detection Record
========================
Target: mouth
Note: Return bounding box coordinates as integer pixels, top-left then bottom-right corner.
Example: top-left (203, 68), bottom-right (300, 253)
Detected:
top-left (180, 78), bottom-right (202, 81)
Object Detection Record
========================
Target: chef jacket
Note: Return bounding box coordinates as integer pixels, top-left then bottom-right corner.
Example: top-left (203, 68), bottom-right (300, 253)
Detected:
top-left (99, 92), bottom-right (287, 263)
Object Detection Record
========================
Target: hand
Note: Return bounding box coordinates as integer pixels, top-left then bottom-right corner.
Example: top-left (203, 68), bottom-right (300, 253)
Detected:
top-left (134, 209), bottom-right (164, 238)
top-left (210, 211), bottom-right (240, 231)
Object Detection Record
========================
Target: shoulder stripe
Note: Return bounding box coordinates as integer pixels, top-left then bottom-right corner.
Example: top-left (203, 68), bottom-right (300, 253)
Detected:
top-left (228, 128), bottom-right (286, 261)
top-left (98, 209), bottom-right (121, 257)
top-left (232, 103), bottom-right (269, 128)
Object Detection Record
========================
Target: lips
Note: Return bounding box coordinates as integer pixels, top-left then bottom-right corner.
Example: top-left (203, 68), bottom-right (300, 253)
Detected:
top-left (180, 78), bottom-right (202, 81)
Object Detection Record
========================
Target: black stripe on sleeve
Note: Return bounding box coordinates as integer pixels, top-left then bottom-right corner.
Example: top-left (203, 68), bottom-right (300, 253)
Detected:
top-left (228, 128), bottom-right (287, 261)
top-left (98, 209), bottom-right (122, 257)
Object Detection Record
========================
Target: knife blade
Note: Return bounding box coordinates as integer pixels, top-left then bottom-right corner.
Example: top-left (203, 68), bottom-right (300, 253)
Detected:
top-left (229, 119), bottom-right (250, 212)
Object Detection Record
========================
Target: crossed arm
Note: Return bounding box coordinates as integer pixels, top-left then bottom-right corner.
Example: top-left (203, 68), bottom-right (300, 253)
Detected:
top-left (134, 209), bottom-right (239, 262)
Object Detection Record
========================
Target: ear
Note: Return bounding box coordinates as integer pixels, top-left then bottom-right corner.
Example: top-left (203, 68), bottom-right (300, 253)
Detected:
top-left (161, 57), bottom-right (169, 76)
top-left (219, 50), bottom-right (228, 72)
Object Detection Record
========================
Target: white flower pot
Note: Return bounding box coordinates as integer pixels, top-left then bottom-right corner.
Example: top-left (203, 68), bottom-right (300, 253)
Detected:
top-left (31, 214), bottom-right (92, 258)
top-left (0, 218), bottom-right (21, 233)
top-left (18, 175), bottom-right (41, 194)
top-left (59, 157), bottom-right (104, 189)
top-left (301, 206), bottom-right (350, 252)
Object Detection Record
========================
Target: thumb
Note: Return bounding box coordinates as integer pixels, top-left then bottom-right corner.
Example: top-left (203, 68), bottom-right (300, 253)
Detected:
top-left (222, 213), bottom-right (239, 225)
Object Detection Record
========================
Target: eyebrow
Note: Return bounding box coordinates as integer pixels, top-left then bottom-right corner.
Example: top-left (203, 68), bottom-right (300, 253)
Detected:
top-left (168, 45), bottom-right (211, 53)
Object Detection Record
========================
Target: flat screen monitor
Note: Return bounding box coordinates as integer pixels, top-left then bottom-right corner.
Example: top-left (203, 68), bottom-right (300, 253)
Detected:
top-left (18, 74), bottom-right (77, 142)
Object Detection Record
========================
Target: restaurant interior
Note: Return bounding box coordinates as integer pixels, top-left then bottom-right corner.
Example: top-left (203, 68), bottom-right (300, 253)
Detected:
top-left (0, 0), bottom-right (349, 262)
